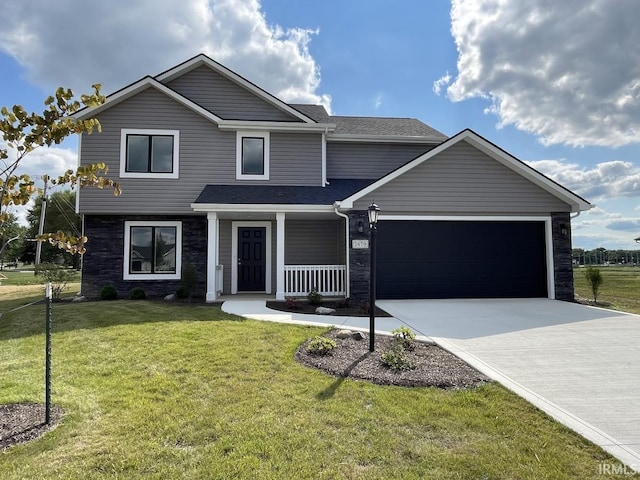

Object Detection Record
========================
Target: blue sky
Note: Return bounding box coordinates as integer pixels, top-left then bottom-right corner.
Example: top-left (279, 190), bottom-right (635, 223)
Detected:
top-left (1, 0), bottom-right (639, 250)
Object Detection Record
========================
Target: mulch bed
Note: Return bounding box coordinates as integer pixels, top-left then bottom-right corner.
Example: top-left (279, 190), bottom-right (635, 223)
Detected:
top-left (295, 329), bottom-right (491, 389)
top-left (267, 300), bottom-right (391, 317)
top-left (0, 403), bottom-right (63, 451)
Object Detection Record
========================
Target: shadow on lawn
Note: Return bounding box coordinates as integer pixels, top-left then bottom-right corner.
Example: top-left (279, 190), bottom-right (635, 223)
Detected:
top-left (0, 298), bottom-right (246, 341)
top-left (316, 351), bottom-right (372, 400)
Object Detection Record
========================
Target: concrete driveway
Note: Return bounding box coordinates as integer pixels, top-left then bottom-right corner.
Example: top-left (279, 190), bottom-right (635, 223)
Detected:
top-left (378, 298), bottom-right (640, 471)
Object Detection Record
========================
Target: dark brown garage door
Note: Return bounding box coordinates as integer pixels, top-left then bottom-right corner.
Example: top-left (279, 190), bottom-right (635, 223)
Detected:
top-left (376, 220), bottom-right (547, 299)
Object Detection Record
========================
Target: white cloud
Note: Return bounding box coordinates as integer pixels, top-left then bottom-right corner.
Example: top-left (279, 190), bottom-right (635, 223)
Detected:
top-left (432, 72), bottom-right (451, 95)
top-left (0, 0), bottom-right (331, 110)
top-left (444, 0), bottom-right (640, 147)
top-left (527, 159), bottom-right (640, 200)
top-left (373, 93), bottom-right (383, 109)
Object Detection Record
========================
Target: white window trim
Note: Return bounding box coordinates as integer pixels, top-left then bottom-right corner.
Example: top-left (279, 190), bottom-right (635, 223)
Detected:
top-left (120, 129), bottom-right (180, 179)
top-left (123, 220), bottom-right (182, 280)
top-left (236, 131), bottom-right (270, 180)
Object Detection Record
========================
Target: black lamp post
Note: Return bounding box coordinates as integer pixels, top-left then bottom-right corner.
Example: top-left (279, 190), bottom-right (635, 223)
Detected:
top-left (368, 202), bottom-right (380, 352)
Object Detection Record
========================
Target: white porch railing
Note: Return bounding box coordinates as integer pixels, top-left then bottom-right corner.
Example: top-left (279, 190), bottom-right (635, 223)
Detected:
top-left (284, 265), bottom-right (347, 297)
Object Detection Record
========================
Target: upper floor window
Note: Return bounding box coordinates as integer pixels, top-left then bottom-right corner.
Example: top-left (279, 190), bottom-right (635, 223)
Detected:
top-left (236, 131), bottom-right (269, 180)
top-left (120, 129), bottom-right (180, 179)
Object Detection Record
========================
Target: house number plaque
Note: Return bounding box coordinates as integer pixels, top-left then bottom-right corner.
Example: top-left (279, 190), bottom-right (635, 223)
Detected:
top-left (352, 239), bottom-right (369, 249)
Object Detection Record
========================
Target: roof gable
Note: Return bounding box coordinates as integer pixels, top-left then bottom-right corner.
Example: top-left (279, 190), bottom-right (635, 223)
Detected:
top-left (340, 129), bottom-right (593, 213)
top-left (73, 76), bottom-right (223, 124)
top-left (156, 54), bottom-right (316, 123)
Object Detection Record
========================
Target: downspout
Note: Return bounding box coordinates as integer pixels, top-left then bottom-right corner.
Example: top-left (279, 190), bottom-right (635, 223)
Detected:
top-left (334, 203), bottom-right (350, 298)
top-left (322, 128), bottom-right (328, 187)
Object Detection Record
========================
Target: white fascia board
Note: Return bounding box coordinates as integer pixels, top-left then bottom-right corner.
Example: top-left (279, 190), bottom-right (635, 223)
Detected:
top-left (155, 54), bottom-right (317, 123)
top-left (339, 129), bottom-right (592, 213)
top-left (327, 134), bottom-right (444, 144)
top-left (73, 77), bottom-right (223, 124)
top-left (217, 121), bottom-right (335, 133)
top-left (191, 203), bottom-right (335, 213)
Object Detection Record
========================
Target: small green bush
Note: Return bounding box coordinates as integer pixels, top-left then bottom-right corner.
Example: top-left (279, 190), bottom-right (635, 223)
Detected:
top-left (584, 266), bottom-right (603, 303)
top-left (306, 336), bottom-right (337, 355)
top-left (176, 286), bottom-right (190, 299)
top-left (100, 285), bottom-right (118, 301)
top-left (392, 326), bottom-right (416, 351)
top-left (381, 345), bottom-right (416, 371)
top-left (129, 287), bottom-right (146, 300)
top-left (35, 263), bottom-right (76, 301)
top-left (307, 288), bottom-right (323, 305)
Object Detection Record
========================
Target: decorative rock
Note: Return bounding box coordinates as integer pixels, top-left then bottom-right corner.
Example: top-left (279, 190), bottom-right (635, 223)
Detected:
top-left (72, 295), bottom-right (86, 303)
top-left (164, 293), bottom-right (176, 301)
top-left (336, 329), bottom-right (353, 339)
top-left (315, 306), bottom-right (336, 315)
top-left (351, 331), bottom-right (366, 341)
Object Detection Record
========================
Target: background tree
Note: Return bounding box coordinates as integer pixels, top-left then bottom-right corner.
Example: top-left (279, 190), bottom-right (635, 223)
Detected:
top-left (26, 190), bottom-right (82, 267)
top-left (0, 212), bottom-right (27, 268)
top-left (0, 86), bottom-right (120, 254)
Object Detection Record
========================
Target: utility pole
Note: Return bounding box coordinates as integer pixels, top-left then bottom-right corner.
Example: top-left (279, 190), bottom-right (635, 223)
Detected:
top-left (35, 177), bottom-right (48, 266)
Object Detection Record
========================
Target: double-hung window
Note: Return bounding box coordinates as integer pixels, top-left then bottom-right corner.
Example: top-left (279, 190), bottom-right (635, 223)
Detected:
top-left (123, 221), bottom-right (182, 280)
top-left (120, 129), bottom-right (180, 178)
top-left (236, 131), bottom-right (269, 180)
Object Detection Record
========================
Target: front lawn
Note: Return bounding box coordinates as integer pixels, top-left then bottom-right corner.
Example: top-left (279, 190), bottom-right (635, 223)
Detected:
top-left (0, 299), bottom-right (632, 479)
top-left (574, 265), bottom-right (640, 314)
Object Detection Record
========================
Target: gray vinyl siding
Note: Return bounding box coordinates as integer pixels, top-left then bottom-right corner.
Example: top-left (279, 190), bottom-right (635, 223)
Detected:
top-left (270, 133), bottom-right (322, 186)
top-left (352, 141), bottom-right (571, 214)
top-left (166, 65), bottom-right (299, 121)
top-left (79, 88), bottom-right (324, 214)
top-left (327, 143), bottom-right (434, 179)
top-left (285, 220), bottom-right (342, 265)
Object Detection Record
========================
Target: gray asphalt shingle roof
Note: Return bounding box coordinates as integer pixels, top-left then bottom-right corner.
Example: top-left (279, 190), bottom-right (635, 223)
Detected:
top-left (290, 104), bottom-right (447, 139)
top-left (194, 179), bottom-right (375, 205)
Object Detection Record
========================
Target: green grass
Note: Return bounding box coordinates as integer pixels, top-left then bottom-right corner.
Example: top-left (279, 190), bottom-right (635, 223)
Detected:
top-left (0, 298), bottom-right (634, 479)
top-left (574, 265), bottom-right (640, 314)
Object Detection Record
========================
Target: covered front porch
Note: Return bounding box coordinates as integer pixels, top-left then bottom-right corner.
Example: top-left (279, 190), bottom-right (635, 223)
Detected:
top-left (201, 210), bottom-right (349, 302)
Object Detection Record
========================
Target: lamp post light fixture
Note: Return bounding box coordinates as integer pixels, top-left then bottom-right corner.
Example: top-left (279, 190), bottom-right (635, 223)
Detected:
top-left (368, 202), bottom-right (380, 352)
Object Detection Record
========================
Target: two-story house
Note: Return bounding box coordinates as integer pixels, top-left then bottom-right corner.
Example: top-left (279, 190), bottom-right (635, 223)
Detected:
top-left (75, 54), bottom-right (592, 302)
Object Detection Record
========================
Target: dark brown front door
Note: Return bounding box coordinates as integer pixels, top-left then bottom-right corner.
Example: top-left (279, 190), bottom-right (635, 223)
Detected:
top-left (237, 227), bottom-right (266, 292)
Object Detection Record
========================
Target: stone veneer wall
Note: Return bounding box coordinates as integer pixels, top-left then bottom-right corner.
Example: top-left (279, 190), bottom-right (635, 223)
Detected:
top-left (551, 212), bottom-right (575, 302)
top-left (347, 211), bottom-right (372, 304)
top-left (81, 215), bottom-right (208, 299)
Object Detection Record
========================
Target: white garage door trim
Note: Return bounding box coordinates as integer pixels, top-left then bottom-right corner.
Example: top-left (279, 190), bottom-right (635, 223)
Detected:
top-left (378, 215), bottom-right (555, 300)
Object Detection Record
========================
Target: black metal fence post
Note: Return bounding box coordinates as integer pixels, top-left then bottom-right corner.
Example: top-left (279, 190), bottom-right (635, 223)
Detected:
top-left (45, 282), bottom-right (52, 425)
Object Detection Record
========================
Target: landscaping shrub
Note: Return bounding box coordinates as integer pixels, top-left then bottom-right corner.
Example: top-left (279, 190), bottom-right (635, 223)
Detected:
top-left (392, 326), bottom-right (416, 351)
top-left (180, 263), bottom-right (198, 300)
top-left (307, 288), bottom-right (323, 305)
top-left (380, 344), bottom-right (416, 371)
top-left (176, 286), bottom-right (190, 299)
top-left (306, 336), bottom-right (337, 355)
top-left (129, 287), bottom-right (146, 300)
top-left (584, 267), bottom-right (603, 303)
top-left (35, 262), bottom-right (76, 301)
top-left (100, 285), bottom-right (118, 300)
top-left (285, 297), bottom-right (299, 310)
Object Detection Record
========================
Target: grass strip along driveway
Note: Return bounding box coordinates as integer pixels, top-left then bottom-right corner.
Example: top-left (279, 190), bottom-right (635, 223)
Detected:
top-left (0, 299), bottom-right (633, 479)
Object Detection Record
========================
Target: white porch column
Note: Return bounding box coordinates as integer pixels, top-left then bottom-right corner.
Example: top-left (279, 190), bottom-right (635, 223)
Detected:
top-left (276, 212), bottom-right (286, 300)
top-left (206, 212), bottom-right (219, 302)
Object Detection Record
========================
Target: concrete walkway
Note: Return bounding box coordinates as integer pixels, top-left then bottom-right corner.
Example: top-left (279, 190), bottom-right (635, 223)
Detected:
top-left (222, 298), bottom-right (640, 471)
